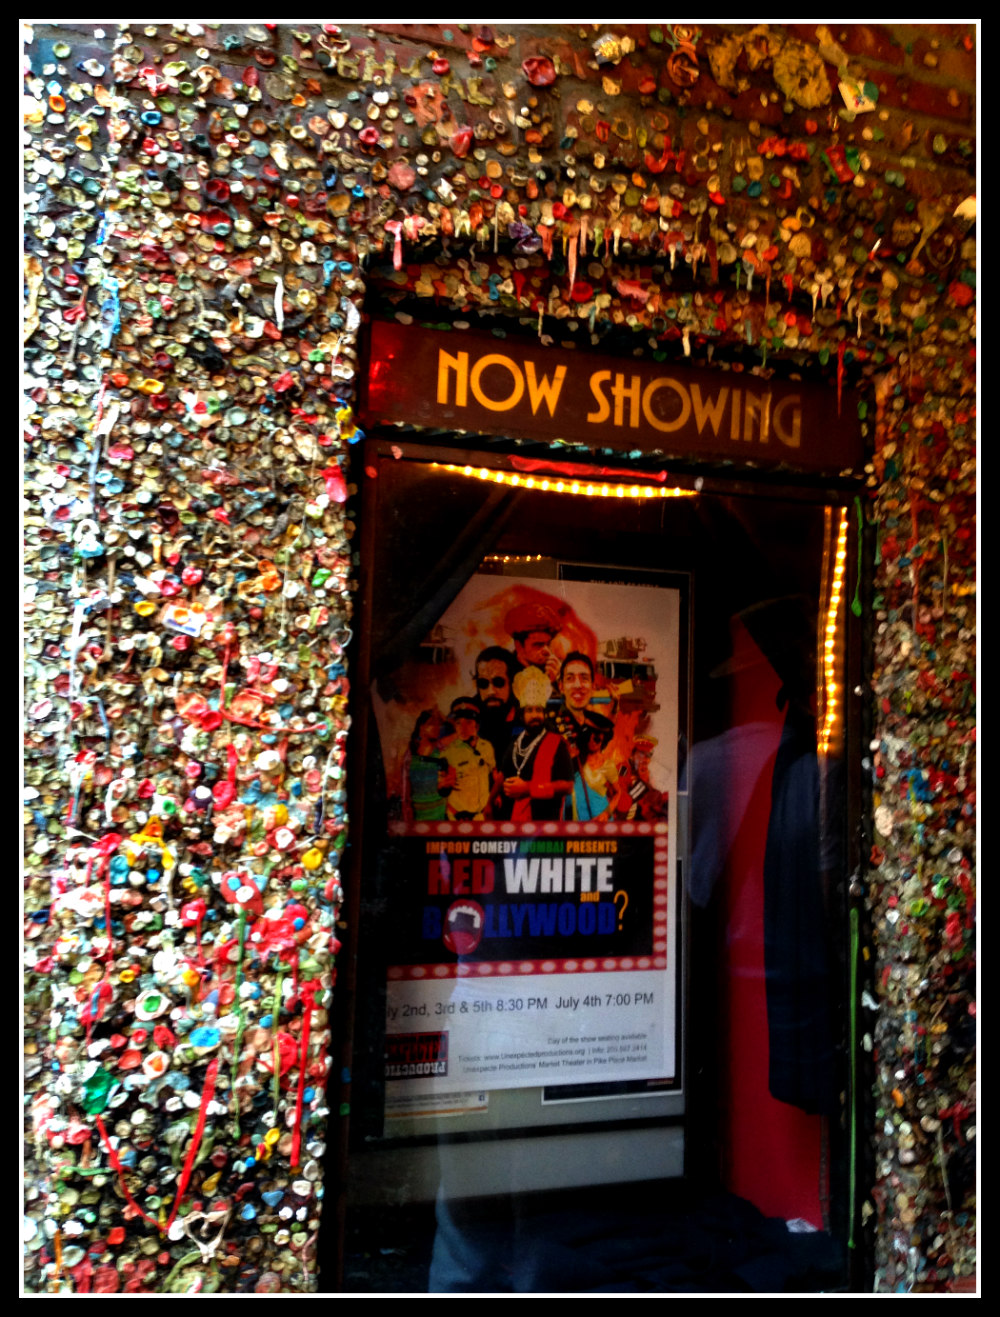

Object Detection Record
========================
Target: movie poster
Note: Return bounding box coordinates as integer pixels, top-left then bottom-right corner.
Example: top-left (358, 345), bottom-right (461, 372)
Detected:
top-left (373, 574), bottom-right (680, 1095)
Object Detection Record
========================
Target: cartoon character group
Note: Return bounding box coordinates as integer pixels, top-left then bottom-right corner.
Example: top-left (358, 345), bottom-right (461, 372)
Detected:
top-left (398, 599), bottom-right (668, 826)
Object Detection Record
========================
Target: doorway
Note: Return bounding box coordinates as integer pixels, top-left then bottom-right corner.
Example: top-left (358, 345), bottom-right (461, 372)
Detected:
top-left (330, 441), bottom-right (859, 1292)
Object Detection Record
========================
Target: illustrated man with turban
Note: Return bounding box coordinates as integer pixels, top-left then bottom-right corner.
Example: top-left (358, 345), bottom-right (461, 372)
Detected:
top-left (499, 668), bottom-right (574, 821)
top-left (504, 600), bottom-right (565, 683)
top-left (613, 733), bottom-right (669, 822)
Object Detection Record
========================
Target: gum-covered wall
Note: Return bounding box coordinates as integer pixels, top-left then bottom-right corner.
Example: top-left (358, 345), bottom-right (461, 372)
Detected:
top-left (23, 21), bottom-right (975, 1293)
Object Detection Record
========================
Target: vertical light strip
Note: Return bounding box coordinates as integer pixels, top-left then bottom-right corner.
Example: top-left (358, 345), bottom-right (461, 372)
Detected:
top-left (848, 905), bottom-right (859, 1251)
top-left (818, 507), bottom-right (849, 756)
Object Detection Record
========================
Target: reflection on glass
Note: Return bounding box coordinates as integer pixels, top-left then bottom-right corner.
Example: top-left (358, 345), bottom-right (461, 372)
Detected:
top-left (345, 461), bottom-right (851, 1294)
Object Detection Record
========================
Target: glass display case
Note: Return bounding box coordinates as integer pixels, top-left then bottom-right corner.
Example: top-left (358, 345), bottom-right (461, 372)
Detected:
top-left (333, 442), bottom-right (858, 1293)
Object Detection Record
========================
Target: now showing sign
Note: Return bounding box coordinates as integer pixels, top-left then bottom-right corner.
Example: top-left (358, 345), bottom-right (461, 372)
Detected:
top-left (362, 320), bottom-right (861, 472)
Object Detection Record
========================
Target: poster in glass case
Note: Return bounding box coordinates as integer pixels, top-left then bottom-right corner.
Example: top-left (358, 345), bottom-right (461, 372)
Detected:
top-left (373, 575), bottom-right (680, 1093)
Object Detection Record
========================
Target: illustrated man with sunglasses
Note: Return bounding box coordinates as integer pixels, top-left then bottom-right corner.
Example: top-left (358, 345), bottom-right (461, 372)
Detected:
top-left (471, 645), bottom-right (520, 763)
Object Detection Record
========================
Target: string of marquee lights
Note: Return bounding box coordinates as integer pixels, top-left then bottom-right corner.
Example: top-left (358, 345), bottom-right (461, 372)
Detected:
top-left (818, 507), bottom-right (849, 756)
top-left (482, 553), bottom-right (547, 564)
top-left (431, 462), bottom-right (698, 501)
